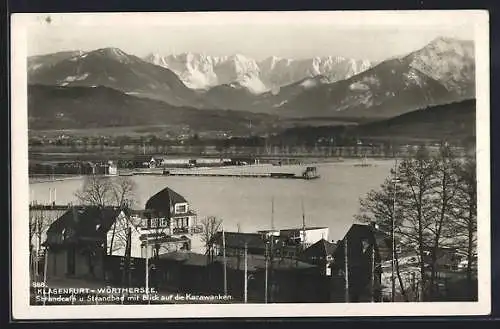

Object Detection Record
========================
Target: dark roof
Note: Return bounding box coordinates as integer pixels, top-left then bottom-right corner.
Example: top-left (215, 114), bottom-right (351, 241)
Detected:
top-left (145, 187), bottom-right (187, 215)
top-left (45, 206), bottom-right (122, 245)
top-left (134, 155), bottom-right (155, 162)
top-left (333, 223), bottom-right (392, 262)
top-left (159, 251), bottom-right (210, 266)
top-left (159, 251), bottom-right (316, 271)
top-left (210, 231), bottom-right (267, 250)
top-left (213, 254), bottom-right (316, 271)
top-left (303, 239), bottom-right (337, 259)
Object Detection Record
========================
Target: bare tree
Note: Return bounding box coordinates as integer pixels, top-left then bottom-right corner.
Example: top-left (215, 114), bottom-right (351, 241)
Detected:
top-left (200, 216), bottom-right (223, 253)
top-left (426, 146), bottom-right (461, 298)
top-left (356, 177), bottom-right (409, 301)
top-left (29, 210), bottom-right (38, 280)
top-left (107, 177), bottom-right (139, 255)
top-left (111, 177), bottom-right (138, 209)
top-left (74, 175), bottom-right (139, 257)
top-left (448, 156), bottom-right (477, 298)
top-left (395, 146), bottom-right (438, 300)
top-left (75, 175), bottom-right (137, 208)
top-left (75, 175), bottom-right (114, 207)
top-left (29, 208), bottom-right (65, 279)
top-left (358, 144), bottom-right (478, 302)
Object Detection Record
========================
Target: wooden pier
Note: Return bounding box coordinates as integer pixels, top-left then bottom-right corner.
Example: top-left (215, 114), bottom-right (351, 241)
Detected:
top-left (120, 165), bottom-right (320, 180)
top-left (162, 170), bottom-right (319, 180)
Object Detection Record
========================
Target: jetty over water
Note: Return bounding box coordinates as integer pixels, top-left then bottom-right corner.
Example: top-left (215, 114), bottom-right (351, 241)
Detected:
top-left (130, 165), bottom-right (320, 180)
top-left (164, 171), bottom-right (318, 180)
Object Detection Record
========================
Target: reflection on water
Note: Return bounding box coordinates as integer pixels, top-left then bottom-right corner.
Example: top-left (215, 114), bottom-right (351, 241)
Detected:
top-left (29, 159), bottom-right (393, 241)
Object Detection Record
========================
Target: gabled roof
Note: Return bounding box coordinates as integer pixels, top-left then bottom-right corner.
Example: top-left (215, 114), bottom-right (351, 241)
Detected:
top-left (145, 187), bottom-right (187, 215)
top-left (45, 206), bottom-right (122, 245)
top-left (303, 239), bottom-right (336, 259)
top-left (331, 223), bottom-right (392, 266)
top-left (348, 224), bottom-right (391, 248)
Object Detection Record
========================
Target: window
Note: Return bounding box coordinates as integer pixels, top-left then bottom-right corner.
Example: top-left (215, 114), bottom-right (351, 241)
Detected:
top-left (176, 204), bottom-right (187, 214)
top-left (361, 239), bottom-right (370, 253)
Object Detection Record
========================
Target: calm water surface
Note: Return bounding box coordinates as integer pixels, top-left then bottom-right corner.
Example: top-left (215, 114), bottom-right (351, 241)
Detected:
top-left (30, 159), bottom-right (393, 241)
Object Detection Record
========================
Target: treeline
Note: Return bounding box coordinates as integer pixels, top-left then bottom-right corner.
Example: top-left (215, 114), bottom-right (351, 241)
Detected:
top-left (357, 145), bottom-right (477, 301)
top-left (29, 133), bottom-right (475, 151)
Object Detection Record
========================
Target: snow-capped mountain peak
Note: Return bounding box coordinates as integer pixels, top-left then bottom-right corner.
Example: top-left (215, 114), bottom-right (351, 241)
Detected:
top-left (94, 47), bottom-right (134, 63)
top-left (144, 52), bottom-right (373, 93)
top-left (407, 36), bottom-right (474, 95)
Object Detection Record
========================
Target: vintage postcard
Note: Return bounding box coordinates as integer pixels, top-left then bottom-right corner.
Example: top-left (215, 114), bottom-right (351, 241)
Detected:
top-left (11, 10), bottom-right (490, 319)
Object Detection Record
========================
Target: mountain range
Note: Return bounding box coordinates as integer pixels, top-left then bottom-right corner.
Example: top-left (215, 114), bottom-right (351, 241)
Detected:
top-left (251, 37), bottom-right (475, 118)
top-left (27, 36), bottom-right (475, 130)
top-left (143, 52), bottom-right (372, 93)
top-left (28, 48), bottom-right (209, 108)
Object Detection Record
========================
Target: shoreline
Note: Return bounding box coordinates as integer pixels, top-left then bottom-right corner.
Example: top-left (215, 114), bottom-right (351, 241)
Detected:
top-left (28, 158), bottom-right (397, 184)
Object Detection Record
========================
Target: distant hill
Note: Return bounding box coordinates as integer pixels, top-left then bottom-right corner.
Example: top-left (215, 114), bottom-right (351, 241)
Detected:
top-left (27, 85), bottom-right (279, 134)
top-left (355, 98), bottom-right (475, 140)
top-left (28, 48), bottom-right (211, 108)
top-left (279, 99), bottom-right (475, 143)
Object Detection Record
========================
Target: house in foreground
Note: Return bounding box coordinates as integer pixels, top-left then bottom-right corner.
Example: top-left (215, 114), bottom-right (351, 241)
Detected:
top-left (43, 186), bottom-right (200, 282)
top-left (107, 186), bottom-right (201, 258)
top-left (301, 238), bottom-right (337, 276)
top-left (329, 223), bottom-right (392, 303)
top-left (43, 206), bottom-right (124, 280)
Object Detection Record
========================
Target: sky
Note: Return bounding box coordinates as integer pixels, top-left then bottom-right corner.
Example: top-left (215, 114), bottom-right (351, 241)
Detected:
top-left (24, 12), bottom-right (477, 61)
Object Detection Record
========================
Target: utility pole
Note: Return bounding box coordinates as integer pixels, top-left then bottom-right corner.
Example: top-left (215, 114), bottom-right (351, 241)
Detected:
top-left (223, 227), bottom-right (227, 296)
top-left (344, 236), bottom-right (349, 303)
top-left (265, 241), bottom-right (268, 304)
top-left (266, 198), bottom-right (274, 303)
top-left (244, 242), bottom-right (248, 303)
top-left (271, 197), bottom-right (275, 231)
top-left (145, 237), bottom-right (149, 301)
top-left (43, 247), bottom-right (49, 285)
top-left (391, 158), bottom-right (398, 302)
top-left (126, 227), bottom-right (132, 287)
top-left (301, 199), bottom-right (306, 250)
top-left (371, 242), bottom-right (375, 302)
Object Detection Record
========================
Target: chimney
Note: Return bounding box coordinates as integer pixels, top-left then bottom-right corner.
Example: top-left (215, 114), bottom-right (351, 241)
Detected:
top-left (369, 221), bottom-right (379, 230)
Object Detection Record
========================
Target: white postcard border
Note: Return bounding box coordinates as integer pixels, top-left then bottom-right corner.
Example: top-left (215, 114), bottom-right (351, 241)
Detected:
top-left (11, 10), bottom-right (491, 319)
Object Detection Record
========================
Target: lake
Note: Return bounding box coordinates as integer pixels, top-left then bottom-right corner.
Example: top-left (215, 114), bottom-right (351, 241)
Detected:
top-left (29, 159), bottom-right (394, 242)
